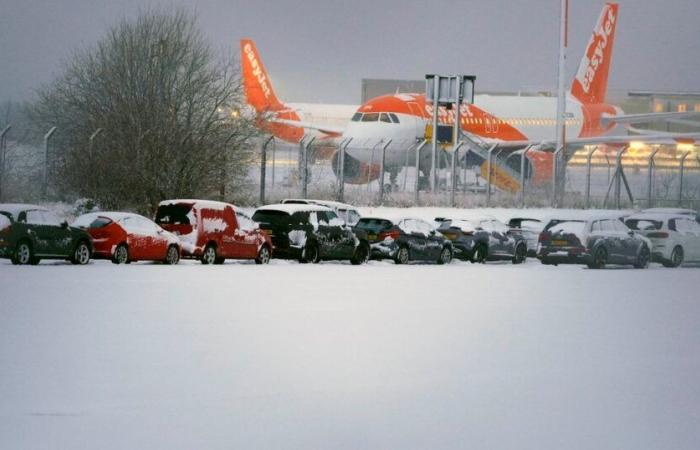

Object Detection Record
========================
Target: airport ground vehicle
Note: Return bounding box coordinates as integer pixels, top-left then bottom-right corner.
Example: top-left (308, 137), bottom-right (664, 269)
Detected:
top-left (625, 213), bottom-right (700, 267)
top-left (436, 217), bottom-right (527, 264)
top-left (507, 217), bottom-right (543, 256)
top-left (0, 204), bottom-right (92, 265)
top-left (155, 200), bottom-right (272, 264)
top-left (354, 217), bottom-right (453, 264)
top-left (538, 217), bottom-right (651, 269)
top-left (74, 212), bottom-right (180, 264)
top-left (252, 204), bottom-right (369, 264)
top-left (280, 199), bottom-right (362, 226)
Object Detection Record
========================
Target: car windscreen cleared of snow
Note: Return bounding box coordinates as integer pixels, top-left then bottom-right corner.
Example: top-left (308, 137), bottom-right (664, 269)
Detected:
top-left (355, 218), bottom-right (392, 233)
top-left (546, 220), bottom-right (586, 235)
top-left (625, 219), bottom-right (663, 231)
top-left (155, 204), bottom-right (192, 225)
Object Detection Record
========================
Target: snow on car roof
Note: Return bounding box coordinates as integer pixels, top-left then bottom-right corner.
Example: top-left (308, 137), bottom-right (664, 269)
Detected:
top-left (282, 199), bottom-right (358, 210)
top-left (158, 199), bottom-right (233, 210)
top-left (641, 208), bottom-right (696, 215)
top-left (72, 211), bottom-right (144, 227)
top-left (0, 203), bottom-right (45, 217)
top-left (626, 213), bottom-right (686, 222)
top-left (256, 203), bottom-right (332, 214)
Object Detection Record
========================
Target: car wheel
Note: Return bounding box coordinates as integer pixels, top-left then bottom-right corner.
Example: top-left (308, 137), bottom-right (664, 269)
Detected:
top-left (201, 244), bottom-right (217, 265)
top-left (437, 247), bottom-right (452, 265)
top-left (71, 241), bottom-right (91, 265)
top-left (471, 243), bottom-right (487, 263)
top-left (12, 241), bottom-right (33, 265)
top-left (633, 244), bottom-right (650, 269)
top-left (588, 246), bottom-right (607, 269)
top-left (663, 246), bottom-right (684, 268)
top-left (300, 242), bottom-right (319, 264)
top-left (350, 242), bottom-right (369, 265)
top-left (164, 245), bottom-right (180, 265)
top-left (512, 243), bottom-right (527, 264)
top-left (255, 245), bottom-right (271, 264)
top-left (394, 246), bottom-right (410, 264)
top-left (112, 244), bottom-right (129, 264)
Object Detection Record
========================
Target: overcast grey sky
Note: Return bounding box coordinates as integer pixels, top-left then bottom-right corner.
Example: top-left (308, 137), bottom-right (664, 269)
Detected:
top-left (1, 0), bottom-right (698, 104)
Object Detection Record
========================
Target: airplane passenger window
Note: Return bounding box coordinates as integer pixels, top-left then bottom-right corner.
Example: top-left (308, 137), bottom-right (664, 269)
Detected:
top-left (361, 113), bottom-right (379, 122)
top-left (389, 113), bottom-right (400, 123)
top-left (351, 113), bottom-right (362, 122)
top-left (380, 113), bottom-right (391, 123)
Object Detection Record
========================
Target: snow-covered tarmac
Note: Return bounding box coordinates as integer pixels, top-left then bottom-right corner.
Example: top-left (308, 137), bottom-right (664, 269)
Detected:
top-left (1, 259), bottom-right (699, 450)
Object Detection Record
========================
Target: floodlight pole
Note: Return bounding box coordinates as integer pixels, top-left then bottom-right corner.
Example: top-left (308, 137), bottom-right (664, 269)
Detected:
top-left (430, 78), bottom-right (440, 193)
top-left (42, 126), bottom-right (57, 200)
top-left (0, 125), bottom-right (10, 202)
top-left (553, 0), bottom-right (569, 208)
top-left (450, 141), bottom-right (464, 207)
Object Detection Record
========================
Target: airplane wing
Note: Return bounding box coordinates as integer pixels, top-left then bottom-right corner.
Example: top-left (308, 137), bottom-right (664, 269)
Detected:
top-left (268, 118), bottom-right (344, 137)
top-left (602, 111), bottom-right (700, 126)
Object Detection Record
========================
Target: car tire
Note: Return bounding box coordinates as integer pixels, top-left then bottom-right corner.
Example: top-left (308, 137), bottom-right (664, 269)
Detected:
top-left (471, 243), bottom-right (487, 264)
top-left (300, 241), bottom-right (320, 264)
top-left (112, 244), bottom-right (129, 264)
top-left (437, 247), bottom-right (453, 265)
top-left (663, 246), bottom-right (684, 268)
top-left (633, 244), bottom-right (650, 269)
top-left (201, 244), bottom-right (217, 265)
top-left (588, 246), bottom-right (607, 269)
top-left (164, 245), bottom-right (180, 265)
top-left (12, 241), bottom-right (33, 265)
top-left (394, 246), bottom-right (410, 265)
top-left (512, 243), bottom-right (527, 264)
top-left (71, 241), bottom-right (91, 265)
top-left (255, 245), bottom-right (271, 265)
top-left (350, 242), bottom-right (369, 265)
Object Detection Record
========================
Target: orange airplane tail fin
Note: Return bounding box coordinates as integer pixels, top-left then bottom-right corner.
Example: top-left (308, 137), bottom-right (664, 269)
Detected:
top-left (571, 2), bottom-right (619, 105)
top-left (240, 39), bottom-right (284, 112)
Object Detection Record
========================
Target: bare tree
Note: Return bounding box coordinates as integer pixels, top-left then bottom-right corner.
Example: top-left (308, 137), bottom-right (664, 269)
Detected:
top-left (28, 9), bottom-right (257, 212)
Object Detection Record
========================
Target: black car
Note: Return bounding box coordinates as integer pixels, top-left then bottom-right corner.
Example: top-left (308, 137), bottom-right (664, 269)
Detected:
top-left (0, 204), bottom-right (93, 265)
top-left (251, 204), bottom-right (369, 264)
top-left (354, 217), bottom-right (453, 264)
top-left (436, 217), bottom-right (527, 264)
top-left (537, 217), bottom-right (651, 269)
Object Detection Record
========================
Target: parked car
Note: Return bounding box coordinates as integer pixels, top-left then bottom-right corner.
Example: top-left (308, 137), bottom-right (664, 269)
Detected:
top-left (507, 217), bottom-right (543, 256)
top-left (252, 204), bottom-right (369, 264)
top-left (73, 212), bottom-right (180, 264)
top-left (354, 217), bottom-right (453, 264)
top-left (280, 199), bottom-right (362, 226)
top-left (625, 213), bottom-right (700, 267)
top-left (641, 208), bottom-right (699, 223)
top-left (155, 199), bottom-right (272, 264)
top-left (436, 217), bottom-right (528, 264)
top-left (0, 203), bottom-right (92, 265)
top-left (537, 216), bottom-right (651, 269)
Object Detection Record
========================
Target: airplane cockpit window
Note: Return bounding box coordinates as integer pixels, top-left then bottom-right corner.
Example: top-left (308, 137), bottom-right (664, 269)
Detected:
top-left (361, 113), bottom-right (379, 122)
top-left (389, 113), bottom-right (400, 123)
top-left (380, 113), bottom-right (391, 123)
top-left (351, 112), bottom-right (362, 121)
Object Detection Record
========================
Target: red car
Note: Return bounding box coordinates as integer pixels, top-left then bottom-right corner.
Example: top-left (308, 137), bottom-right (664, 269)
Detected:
top-left (155, 199), bottom-right (272, 264)
top-left (73, 212), bottom-right (180, 264)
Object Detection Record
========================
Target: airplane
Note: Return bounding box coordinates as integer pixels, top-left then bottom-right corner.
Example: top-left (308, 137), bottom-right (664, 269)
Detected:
top-left (242, 3), bottom-right (700, 190)
top-left (337, 2), bottom-right (700, 189)
top-left (240, 38), bottom-right (358, 158)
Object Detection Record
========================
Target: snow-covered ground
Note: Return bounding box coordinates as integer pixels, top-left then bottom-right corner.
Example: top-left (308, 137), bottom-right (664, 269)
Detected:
top-left (1, 257), bottom-right (699, 450)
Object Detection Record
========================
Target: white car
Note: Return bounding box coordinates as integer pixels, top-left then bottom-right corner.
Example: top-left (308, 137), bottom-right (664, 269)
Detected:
top-left (624, 213), bottom-right (700, 267)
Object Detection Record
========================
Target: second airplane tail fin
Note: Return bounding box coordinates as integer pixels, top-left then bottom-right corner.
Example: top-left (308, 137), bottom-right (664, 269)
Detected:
top-left (240, 39), bottom-right (284, 112)
top-left (571, 2), bottom-right (619, 105)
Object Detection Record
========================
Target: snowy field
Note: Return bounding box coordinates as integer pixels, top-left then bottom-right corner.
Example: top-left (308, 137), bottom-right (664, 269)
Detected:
top-left (1, 257), bottom-right (699, 450)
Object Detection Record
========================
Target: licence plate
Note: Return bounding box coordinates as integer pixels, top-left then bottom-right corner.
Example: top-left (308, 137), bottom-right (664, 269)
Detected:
top-left (552, 239), bottom-right (568, 246)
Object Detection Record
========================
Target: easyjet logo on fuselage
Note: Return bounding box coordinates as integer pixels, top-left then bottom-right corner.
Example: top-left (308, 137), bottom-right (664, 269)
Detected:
top-left (243, 43), bottom-right (272, 99)
top-left (578, 7), bottom-right (616, 94)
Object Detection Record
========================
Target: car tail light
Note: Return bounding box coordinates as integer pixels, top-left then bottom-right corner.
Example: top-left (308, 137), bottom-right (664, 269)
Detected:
top-left (538, 231), bottom-right (550, 243)
top-left (647, 231), bottom-right (669, 238)
top-left (378, 229), bottom-right (400, 241)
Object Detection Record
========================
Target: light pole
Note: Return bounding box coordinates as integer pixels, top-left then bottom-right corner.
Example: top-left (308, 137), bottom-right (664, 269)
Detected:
top-left (42, 127), bottom-right (57, 200)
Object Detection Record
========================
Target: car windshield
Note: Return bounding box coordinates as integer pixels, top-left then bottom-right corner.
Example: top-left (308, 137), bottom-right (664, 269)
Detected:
top-left (355, 218), bottom-right (392, 233)
top-left (546, 220), bottom-right (586, 235)
top-left (156, 204), bottom-right (192, 225)
top-left (625, 219), bottom-right (663, 231)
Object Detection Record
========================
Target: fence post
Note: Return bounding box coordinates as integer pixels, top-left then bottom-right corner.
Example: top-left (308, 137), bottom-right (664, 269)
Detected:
top-left (414, 139), bottom-right (427, 205)
top-left (485, 144), bottom-right (498, 207)
top-left (378, 139), bottom-right (392, 204)
top-left (260, 136), bottom-right (274, 205)
top-left (450, 141), bottom-right (464, 207)
top-left (520, 146), bottom-right (532, 208)
top-left (678, 151), bottom-right (691, 207)
top-left (646, 146), bottom-right (661, 208)
top-left (337, 138), bottom-right (351, 202)
top-left (614, 146), bottom-right (629, 209)
top-left (302, 137), bottom-right (315, 199)
top-left (584, 146), bottom-right (599, 208)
